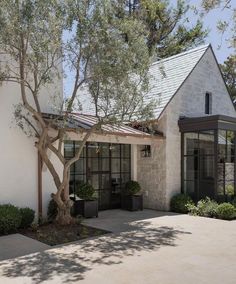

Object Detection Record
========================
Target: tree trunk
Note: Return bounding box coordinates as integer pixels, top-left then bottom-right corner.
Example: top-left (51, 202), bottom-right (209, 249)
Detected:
top-left (53, 193), bottom-right (74, 226)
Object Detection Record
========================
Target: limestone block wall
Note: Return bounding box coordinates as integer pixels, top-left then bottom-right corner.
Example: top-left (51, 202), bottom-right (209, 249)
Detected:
top-left (163, 47), bottom-right (236, 210)
top-left (137, 113), bottom-right (167, 210)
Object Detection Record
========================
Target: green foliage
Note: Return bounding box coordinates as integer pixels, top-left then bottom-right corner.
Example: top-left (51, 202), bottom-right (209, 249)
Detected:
top-left (170, 194), bottom-right (193, 214)
top-left (0, 204), bottom-right (22, 235)
top-left (75, 183), bottom-right (95, 200)
top-left (187, 197), bottom-right (218, 218)
top-left (124, 180), bottom-right (141, 196)
top-left (231, 197), bottom-right (236, 208)
top-left (127, 0), bottom-right (207, 57)
top-left (47, 199), bottom-right (58, 221)
top-left (216, 203), bottom-right (236, 220)
top-left (19, 207), bottom-right (35, 228)
top-left (220, 55), bottom-right (236, 101)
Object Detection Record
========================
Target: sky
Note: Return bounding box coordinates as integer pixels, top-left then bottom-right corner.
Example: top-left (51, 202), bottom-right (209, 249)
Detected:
top-left (64, 1), bottom-right (235, 94)
top-left (180, 0), bottom-right (236, 63)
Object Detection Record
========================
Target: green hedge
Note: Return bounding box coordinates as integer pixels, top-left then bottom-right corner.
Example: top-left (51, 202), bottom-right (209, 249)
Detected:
top-left (216, 203), bottom-right (236, 220)
top-left (0, 204), bottom-right (22, 235)
top-left (170, 194), bottom-right (193, 214)
top-left (19, 207), bottom-right (35, 228)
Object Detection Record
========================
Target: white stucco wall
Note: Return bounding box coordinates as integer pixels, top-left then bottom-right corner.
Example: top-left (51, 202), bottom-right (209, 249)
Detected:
top-left (163, 47), bottom-right (236, 209)
top-left (0, 73), bottom-right (63, 216)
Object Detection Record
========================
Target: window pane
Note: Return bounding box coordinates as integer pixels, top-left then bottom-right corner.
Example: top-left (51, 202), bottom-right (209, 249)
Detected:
top-left (225, 181), bottom-right (235, 196)
top-left (100, 143), bottom-right (110, 157)
top-left (88, 174), bottom-right (99, 190)
top-left (111, 158), bottom-right (120, 173)
top-left (184, 180), bottom-right (197, 199)
top-left (184, 156), bottom-right (198, 180)
top-left (111, 174), bottom-right (121, 193)
top-left (218, 130), bottom-right (226, 158)
top-left (121, 159), bottom-right (130, 172)
top-left (184, 133), bottom-right (198, 155)
top-left (74, 142), bottom-right (85, 157)
top-left (217, 182), bottom-right (224, 196)
top-left (200, 155), bottom-right (215, 180)
top-left (101, 158), bottom-right (110, 172)
top-left (121, 173), bottom-right (130, 189)
top-left (64, 141), bottom-right (74, 158)
top-left (225, 162), bottom-right (235, 181)
top-left (121, 144), bottom-right (130, 158)
top-left (226, 131), bottom-right (235, 160)
top-left (199, 131), bottom-right (214, 155)
top-left (111, 144), bottom-right (120, 158)
top-left (101, 174), bottom-right (110, 189)
top-left (87, 157), bottom-right (98, 172)
top-left (87, 143), bottom-right (99, 157)
top-left (74, 159), bottom-right (86, 175)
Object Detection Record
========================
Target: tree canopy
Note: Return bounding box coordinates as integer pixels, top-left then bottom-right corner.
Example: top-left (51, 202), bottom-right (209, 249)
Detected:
top-left (220, 55), bottom-right (236, 101)
top-left (126, 0), bottom-right (208, 57)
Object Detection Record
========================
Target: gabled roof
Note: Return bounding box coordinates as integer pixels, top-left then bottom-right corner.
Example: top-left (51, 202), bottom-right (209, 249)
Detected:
top-left (147, 44), bottom-right (210, 118)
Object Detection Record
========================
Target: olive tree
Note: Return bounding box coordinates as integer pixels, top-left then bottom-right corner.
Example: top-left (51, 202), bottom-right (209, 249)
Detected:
top-left (0, 0), bottom-right (154, 224)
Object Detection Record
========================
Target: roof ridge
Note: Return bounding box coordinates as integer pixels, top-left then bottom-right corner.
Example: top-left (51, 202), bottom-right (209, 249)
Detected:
top-left (151, 44), bottom-right (210, 66)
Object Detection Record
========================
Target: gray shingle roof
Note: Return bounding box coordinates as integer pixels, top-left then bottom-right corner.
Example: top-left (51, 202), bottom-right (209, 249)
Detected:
top-left (148, 44), bottom-right (210, 118)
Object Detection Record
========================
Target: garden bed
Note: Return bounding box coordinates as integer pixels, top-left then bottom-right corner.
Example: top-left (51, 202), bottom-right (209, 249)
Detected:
top-left (20, 223), bottom-right (110, 246)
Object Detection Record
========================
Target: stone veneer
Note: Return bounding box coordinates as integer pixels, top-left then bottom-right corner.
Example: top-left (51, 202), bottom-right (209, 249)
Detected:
top-left (137, 47), bottom-right (236, 211)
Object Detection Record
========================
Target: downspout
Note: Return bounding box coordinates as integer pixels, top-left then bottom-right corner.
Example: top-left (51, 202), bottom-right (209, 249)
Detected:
top-left (38, 151), bottom-right (43, 219)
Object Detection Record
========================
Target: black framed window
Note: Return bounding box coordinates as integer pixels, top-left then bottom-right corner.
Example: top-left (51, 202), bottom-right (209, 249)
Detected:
top-left (205, 92), bottom-right (212, 114)
top-left (64, 141), bottom-right (131, 208)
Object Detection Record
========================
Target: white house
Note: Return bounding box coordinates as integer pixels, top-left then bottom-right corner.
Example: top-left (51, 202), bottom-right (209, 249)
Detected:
top-left (1, 44), bottom-right (236, 216)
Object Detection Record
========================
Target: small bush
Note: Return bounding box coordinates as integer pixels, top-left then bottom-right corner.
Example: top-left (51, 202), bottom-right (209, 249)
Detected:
top-left (75, 182), bottom-right (95, 200)
top-left (170, 194), bottom-right (193, 214)
top-left (47, 199), bottom-right (58, 221)
top-left (124, 180), bottom-right (141, 196)
top-left (0, 204), bottom-right (22, 234)
top-left (216, 203), bottom-right (236, 220)
top-left (191, 197), bottom-right (218, 218)
top-left (19, 208), bottom-right (35, 228)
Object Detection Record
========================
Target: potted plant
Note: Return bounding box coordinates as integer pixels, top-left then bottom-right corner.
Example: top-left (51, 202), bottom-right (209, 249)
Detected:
top-left (121, 180), bottom-right (143, 211)
top-left (73, 182), bottom-right (98, 218)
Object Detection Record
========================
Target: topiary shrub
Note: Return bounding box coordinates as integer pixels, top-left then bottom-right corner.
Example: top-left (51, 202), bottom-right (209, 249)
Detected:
top-left (216, 203), bottom-right (236, 220)
top-left (231, 197), bottom-right (236, 208)
top-left (19, 207), bottom-right (35, 228)
top-left (170, 194), bottom-right (193, 214)
top-left (0, 204), bottom-right (22, 235)
top-left (189, 197), bottom-right (218, 218)
top-left (47, 198), bottom-right (58, 221)
top-left (124, 180), bottom-right (141, 196)
top-left (75, 182), bottom-right (95, 200)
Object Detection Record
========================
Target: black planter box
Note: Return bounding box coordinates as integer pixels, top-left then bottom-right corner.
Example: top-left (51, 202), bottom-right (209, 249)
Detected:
top-left (121, 195), bottom-right (143, 211)
top-left (73, 199), bottom-right (98, 218)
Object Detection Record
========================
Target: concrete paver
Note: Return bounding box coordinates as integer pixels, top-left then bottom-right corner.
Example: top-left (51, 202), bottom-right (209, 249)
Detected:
top-left (0, 233), bottom-right (50, 261)
top-left (0, 210), bottom-right (236, 284)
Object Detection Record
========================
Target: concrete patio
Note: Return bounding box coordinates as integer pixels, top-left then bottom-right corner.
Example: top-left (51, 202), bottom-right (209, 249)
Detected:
top-left (0, 209), bottom-right (236, 283)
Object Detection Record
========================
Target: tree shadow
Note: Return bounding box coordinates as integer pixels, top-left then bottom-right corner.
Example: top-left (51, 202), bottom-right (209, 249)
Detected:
top-left (0, 220), bottom-right (191, 283)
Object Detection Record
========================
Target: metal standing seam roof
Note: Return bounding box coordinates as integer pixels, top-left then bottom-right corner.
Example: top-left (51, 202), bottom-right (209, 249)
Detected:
top-left (69, 113), bottom-right (157, 137)
top-left (43, 112), bottom-right (159, 138)
top-left (147, 44), bottom-right (210, 118)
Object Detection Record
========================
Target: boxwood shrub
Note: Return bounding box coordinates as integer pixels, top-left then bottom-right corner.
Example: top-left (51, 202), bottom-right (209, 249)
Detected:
top-left (19, 207), bottom-right (35, 228)
top-left (124, 180), bottom-right (141, 196)
top-left (216, 203), bottom-right (236, 220)
top-left (0, 204), bottom-right (22, 234)
top-left (170, 194), bottom-right (193, 214)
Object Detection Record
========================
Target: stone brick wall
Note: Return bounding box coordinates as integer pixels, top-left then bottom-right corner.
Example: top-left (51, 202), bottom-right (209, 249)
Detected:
top-left (137, 47), bottom-right (236, 211)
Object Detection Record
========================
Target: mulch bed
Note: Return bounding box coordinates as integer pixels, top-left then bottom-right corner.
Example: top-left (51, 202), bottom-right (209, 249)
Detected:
top-left (20, 223), bottom-right (110, 246)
